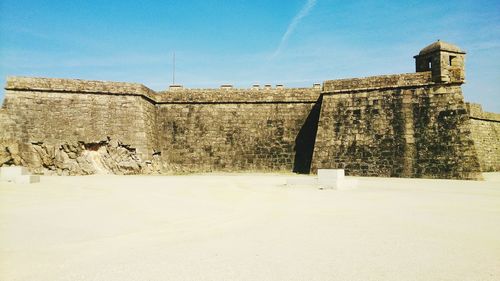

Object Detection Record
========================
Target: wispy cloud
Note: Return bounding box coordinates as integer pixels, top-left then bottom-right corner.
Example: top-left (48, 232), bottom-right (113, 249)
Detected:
top-left (272, 0), bottom-right (317, 58)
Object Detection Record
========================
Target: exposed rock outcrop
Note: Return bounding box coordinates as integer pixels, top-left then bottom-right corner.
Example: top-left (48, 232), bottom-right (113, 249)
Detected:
top-left (0, 138), bottom-right (159, 175)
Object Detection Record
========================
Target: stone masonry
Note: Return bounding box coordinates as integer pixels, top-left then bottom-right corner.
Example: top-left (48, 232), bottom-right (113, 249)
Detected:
top-left (0, 41), bottom-right (498, 179)
top-left (466, 103), bottom-right (500, 172)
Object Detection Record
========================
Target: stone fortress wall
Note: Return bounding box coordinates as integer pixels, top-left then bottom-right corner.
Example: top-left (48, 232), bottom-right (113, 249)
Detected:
top-left (0, 78), bottom-right (159, 175)
top-left (466, 103), bottom-right (500, 171)
top-left (1, 41), bottom-right (498, 179)
top-left (0, 77), bottom-right (323, 175)
top-left (312, 74), bottom-right (481, 179)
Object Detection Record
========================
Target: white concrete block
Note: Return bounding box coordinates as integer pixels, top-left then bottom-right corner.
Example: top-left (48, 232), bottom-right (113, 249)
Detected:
top-left (0, 166), bottom-right (30, 182)
top-left (318, 169), bottom-right (345, 187)
top-left (14, 175), bottom-right (40, 184)
top-left (318, 169), bottom-right (344, 180)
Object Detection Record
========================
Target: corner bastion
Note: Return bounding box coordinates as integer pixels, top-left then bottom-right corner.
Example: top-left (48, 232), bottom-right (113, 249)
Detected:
top-left (1, 41), bottom-right (498, 179)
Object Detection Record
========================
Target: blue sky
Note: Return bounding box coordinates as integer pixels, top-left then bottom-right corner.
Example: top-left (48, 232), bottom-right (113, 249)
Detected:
top-left (1, 0), bottom-right (499, 111)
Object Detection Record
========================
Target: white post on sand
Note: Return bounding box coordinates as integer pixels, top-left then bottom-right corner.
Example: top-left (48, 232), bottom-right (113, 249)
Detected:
top-left (317, 169), bottom-right (357, 190)
top-left (0, 166), bottom-right (40, 184)
top-left (285, 169), bottom-right (357, 190)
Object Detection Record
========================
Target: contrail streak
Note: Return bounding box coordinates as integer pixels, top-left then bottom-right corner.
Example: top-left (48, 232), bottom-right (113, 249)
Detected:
top-left (272, 0), bottom-right (317, 58)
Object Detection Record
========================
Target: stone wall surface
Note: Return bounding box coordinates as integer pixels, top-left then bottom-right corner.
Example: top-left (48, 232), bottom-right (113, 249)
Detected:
top-left (156, 88), bottom-right (321, 103)
top-left (466, 103), bottom-right (500, 171)
top-left (6, 76), bottom-right (156, 99)
top-left (153, 87), bottom-right (321, 173)
top-left (0, 89), bottom-right (159, 175)
top-left (0, 108), bottom-right (22, 166)
top-left (311, 85), bottom-right (482, 179)
top-left (156, 102), bottom-right (317, 173)
top-left (323, 72), bottom-right (433, 92)
top-left (467, 103), bottom-right (500, 121)
top-left (0, 77), bottom-right (322, 175)
top-left (0, 74), bottom-right (496, 179)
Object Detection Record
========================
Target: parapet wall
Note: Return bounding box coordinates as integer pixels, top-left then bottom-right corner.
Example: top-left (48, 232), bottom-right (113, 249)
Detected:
top-left (466, 103), bottom-right (500, 171)
top-left (6, 77), bottom-right (323, 104)
top-left (156, 88), bottom-right (321, 103)
top-left (6, 76), bottom-right (157, 99)
top-left (467, 103), bottom-right (500, 121)
top-left (323, 72), bottom-right (433, 92)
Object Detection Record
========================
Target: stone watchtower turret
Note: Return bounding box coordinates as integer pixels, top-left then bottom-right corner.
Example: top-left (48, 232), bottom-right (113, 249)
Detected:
top-left (414, 40), bottom-right (466, 83)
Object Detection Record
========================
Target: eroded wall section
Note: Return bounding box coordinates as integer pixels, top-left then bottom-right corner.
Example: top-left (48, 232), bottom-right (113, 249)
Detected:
top-left (0, 77), bottom-right (159, 175)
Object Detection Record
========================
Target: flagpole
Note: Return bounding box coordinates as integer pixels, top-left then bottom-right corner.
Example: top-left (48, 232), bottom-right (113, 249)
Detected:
top-left (172, 52), bottom-right (176, 85)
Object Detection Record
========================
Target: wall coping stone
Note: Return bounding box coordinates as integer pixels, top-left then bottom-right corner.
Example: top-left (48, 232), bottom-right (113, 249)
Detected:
top-left (323, 72), bottom-right (434, 93)
top-left (466, 103), bottom-right (500, 122)
top-left (5, 73), bottom-right (485, 105)
top-left (5, 76), bottom-right (157, 101)
top-left (5, 77), bottom-right (323, 104)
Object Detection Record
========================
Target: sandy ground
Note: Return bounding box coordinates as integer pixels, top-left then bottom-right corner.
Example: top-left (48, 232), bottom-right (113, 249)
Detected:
top-left (1, 173), bottom-right (500, 281)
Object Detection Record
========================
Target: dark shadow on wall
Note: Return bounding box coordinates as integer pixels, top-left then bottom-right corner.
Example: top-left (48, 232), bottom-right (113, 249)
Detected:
top-left (293, 95), bottom-right (323, 174)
